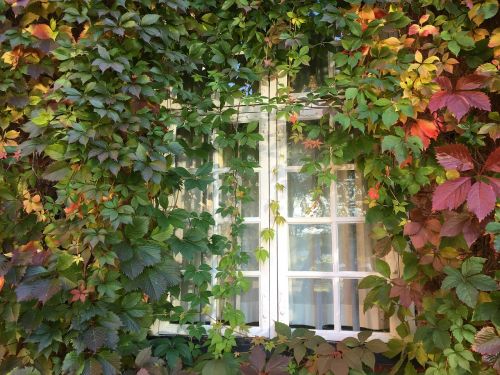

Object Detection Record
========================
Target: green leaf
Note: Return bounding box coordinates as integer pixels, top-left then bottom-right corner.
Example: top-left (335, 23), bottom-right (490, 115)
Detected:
top-left (275, 321), bottom-right (292, 337)
top-left (333, 113), bottom-right (351, 129)
top-left (461, 256), bottom-right (486, 277)
top-left (375, 259), bottom-right (391, 278)
top-left (442, 267), bottom-right (463, 289)
top-left (448, 40), bottom-right (460, 56)
top-left (141, 14), bottom-right (161, 26)
top-left (345, 88), bottom-right (358, 100)
top-left (62, 352), bottom-right (84, 374)
top-left (382, 107), bottom-right (399, 127)
top-left (381, 135), bottom-right (400, 153)
top-left (151, 225), bottom-right (174, 242)
top-left (468, 274), bottom-right (497, 291)
top-left (42, 162), bottom-right (71, 181)
top-left (83, 326), bottom-right (110, 352)
top-left (433, 329), bottom-right (451, 350)
top-left (456, 282), bottom-right (479, 308)
top-left (375, 98), bottom-right (392, 107)
top-left (132, 259), bottom-right (180, 301)
top-left (202, 359), bottom-right (230, 375)
top-left (124, 216), bottom-right (150, 240)
top-left (358, 275), bottom-right (386, 289)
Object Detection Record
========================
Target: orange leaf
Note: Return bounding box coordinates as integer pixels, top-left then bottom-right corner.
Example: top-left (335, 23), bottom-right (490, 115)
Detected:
top-left (302, 139), bottom-right (323, 149)
top-left (0, 276), bottom-right (4, 292)
top-left (408, 24), bottom-right (420, 35)
top-left (408, 119), bottom-right (439, 149)
top-left (64, 201), bottom-right (80, 216)
top-left (27, 24), bottom-right (54, 40)
top-left (419, 25), bottom-right (439, 37)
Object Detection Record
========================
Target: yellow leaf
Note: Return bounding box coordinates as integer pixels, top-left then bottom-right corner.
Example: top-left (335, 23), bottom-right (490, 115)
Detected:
top-left (468, 4), bottom-right (484, 26)
top-left (423, 55), bottom-right (440, 64)
top-left (489, 28), bottom-right (500, 47)
top-left (446, 169), bottom-right (460, 180)
top-left (473, 28), bottom-right (489, 41)
top-left (478, 291), bottom-right (492, 303)
top-left (5, 130), bottom-right (19, 140)
top-left (440, 247), bottom-right (458, 259)
top-left (415, 50), bottom-right (423, 63)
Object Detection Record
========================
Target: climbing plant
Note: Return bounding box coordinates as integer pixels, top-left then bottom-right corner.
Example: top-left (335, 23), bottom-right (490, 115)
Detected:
top-left (0, 0), bottom-right (499, 374)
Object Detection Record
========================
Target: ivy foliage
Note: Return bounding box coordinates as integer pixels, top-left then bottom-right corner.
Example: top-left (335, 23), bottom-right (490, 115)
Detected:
top-left (0, 0), bottom-right (499, 374)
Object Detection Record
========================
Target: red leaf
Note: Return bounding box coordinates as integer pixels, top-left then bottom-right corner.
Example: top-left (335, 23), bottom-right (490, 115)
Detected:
top-left (445, 93), bottom-right (472, 121)
top-left (390, 284), bottom-right (412, 308)
top-left (441, 211), bottom-right (480, 247)
top-left (441, 211), bottom-right (470, 237)
top-left (435, 144), bottom-right (474, 171)
top-left (409, 119), bottom-right (439, 149)
top-left (486, 176), bottom-right (500, 196)
top-left (467, 181), bottom-right (496, 221)
top-left (432, 177), bottom-right (472, 211)
top-left (457, 91), bottom-right (491, 113)
top-left (368, 186), bottom-right (380, 200)
top-left (249, 346), bottom-right (266, 371)
top-left (463, 220), bottom-right (481, 248)
top-left (435, 76), bottom-right (453, 91)
top-left (28, 24), bottom-right (53, 40)
top-left (484, 148), bottom-right (500, 173)
top-left (389, 279), bottom-right (423, 308)
top-left (455, 74), bottom-right (489, 90)
top-left (404, 219), bottom-right (441, 248)
top-left (428, 76), bottom-right (491, 120)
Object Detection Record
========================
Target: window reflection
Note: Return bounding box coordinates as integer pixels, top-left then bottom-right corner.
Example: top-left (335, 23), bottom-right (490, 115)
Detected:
top-left (338, 223), bottom-right (374, 272)
top-left (340, 279), bottom-right (389, 332)
top-left (289, 224), bottom-right (332, 272)
top-left (287, 172), bottom-right (330, 217)
top-left (289, 278), bottom-right (334, 330)
top-left (336, 170), bottom-right (365, 217)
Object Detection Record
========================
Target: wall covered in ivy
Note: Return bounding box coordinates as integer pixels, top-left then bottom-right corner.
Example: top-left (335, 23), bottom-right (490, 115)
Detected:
top-left (0, 0), bottom-right (499, 374)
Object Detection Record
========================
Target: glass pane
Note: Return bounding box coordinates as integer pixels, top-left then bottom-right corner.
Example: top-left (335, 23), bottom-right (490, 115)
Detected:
top-left (336, 170), bottom-right (365, 217)
top-left (219, 173), bottom-right (259, 218)
top-left (241, 173), bottom-right (259, 217)
top-left (227, 277), bottom-right (260, 326)
top-left (219, 223), bottom-right (259, 271)
top-left (289, 224), bottom-right (332, 271)
top-left (287, 121), bottom-right (322, 166)
top-left (338, 223), bottom-right (374, 272)
top-left (287, 172), bottom-right (330, 217)
top-left (340, 279), bottom-right (389, 332)
top-left (290, 48), bottom-right (329, 92)
top-left (241, 224), bottom-right (259, 271)
top-left (289, 278), bottom-right (334, 330)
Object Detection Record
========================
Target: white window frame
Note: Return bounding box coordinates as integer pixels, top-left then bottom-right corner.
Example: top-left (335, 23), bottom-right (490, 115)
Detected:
top-left (154, 71), bottom-right (398, 342)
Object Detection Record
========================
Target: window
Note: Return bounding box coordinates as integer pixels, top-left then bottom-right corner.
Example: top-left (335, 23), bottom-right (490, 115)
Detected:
top-left (155, 52), bottom-right (395, 341)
